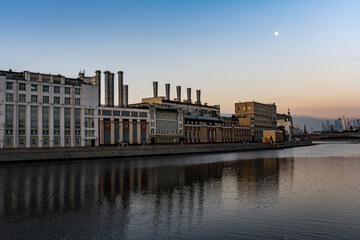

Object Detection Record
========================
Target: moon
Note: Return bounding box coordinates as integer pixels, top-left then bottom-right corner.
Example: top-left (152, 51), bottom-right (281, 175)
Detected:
top-left (274, 32), bottom-right (279, 36)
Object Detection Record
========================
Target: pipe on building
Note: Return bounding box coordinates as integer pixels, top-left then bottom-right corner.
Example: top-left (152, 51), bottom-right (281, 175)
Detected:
top-left (165, 83), bottom-right (170, 101)
top-left (118, 71), bottom-right (124, 107)
top-left (153, 81), bottom-right (158, 97)
top-left (95, 70), bottom-right (101, 106)
top-left (104, 71), bottom-right (114, 107)
top-left (123, 85), bottom-right (128, 107)
top-left (196, 90), bottom-right (201, 105)
top-left (176, 86), bottom-right (181, 102)
top-left (187, 88), bottom-right (192, 103)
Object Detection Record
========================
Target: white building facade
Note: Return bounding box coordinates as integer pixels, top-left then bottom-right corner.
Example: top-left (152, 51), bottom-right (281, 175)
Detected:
top-left (0, 70), bottom-right (99, 148)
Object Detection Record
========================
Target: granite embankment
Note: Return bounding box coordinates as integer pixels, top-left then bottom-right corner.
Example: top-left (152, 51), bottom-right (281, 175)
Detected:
top-left (0, 141), bottom-right (313, 163)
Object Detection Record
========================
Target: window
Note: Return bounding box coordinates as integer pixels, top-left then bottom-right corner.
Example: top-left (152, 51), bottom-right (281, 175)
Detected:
top-left (122, 111), bottom-right (130, 116)
top-left (54, 130), bottom-right (60, 136)
top-left (42, 106), bottom-right (49, 129)
top-left (65, 97), bottom-right (71, 105)
top-left (65, 138), bottom-right (70, 144)
top-left (6, 93), bottom-right (13, 102)
top-left (42, 78), bottom-right (50, 83)
top-left (85, 109), bottom-right (94, 115)
top-left (75, 130), bottom-right (81, 136)
top-left (31, 138), bottom-right (37, 145)
top-left (54, 86), bottom-right (60, 94)
top-left (5, 105), bottom-right (13, 127)
top-left (65, 87), bottom-right (71, 94)
top-left (54, 97), bottom-right (60, 104)
top-left (19, 130), bottom-right (25, 136)
top-left (43, 96), bottom-right (49, 103)
top-left (43, 130), bottom-right (49, 136)
top-left (6, 82), bottom-right (13, 90)
top-left (54, 107), bottom-right (60, 128)
top-left (64, 108), bottom-right (71, 129)
top-left (31, 130), bottom-right (37, 136)
top-left (19, 138), bottom-right (25, 144)
top-left (31, 84), bottom-right (38, 91)
top-left (43, 85), bottom-right (49, 92)
top-left (54, 78), bottom-right (61, 84)
top-left (6, 130), bottom-right (13, 136)
top-left (75, 98), bottom-right (80, 105)
top-left (75, 88), bottom-right (81, 95)
top-left (102, 110), bottom-right (111, 116)
top-left (55, 138), bottom-right (59, 144)
top-left (139, 112), bottom-right (147, 117)
top-left (131, 112), bottom-right (138, 117)
top-left (19, 94), bottom-right (26, 102)
top-left (19, 83), bottom-right (26, 91)
top-left (65, 130), bottom-right (71, 136)
top-left (31, 77), bottom-right (38, 82)
top-left (31, 106), bottom-right (38, 128)
top-left (31, 95), bottom-right (38, 103)
top-left (18, 105), bottom-right (26, 129)
top-left (43, 138), bottom-right (48, 144)
top-left (75, 109), bottom-right (81, 129)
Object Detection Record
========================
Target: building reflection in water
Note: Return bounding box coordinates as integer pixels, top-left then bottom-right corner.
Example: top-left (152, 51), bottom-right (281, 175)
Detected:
top-left (0, 156), bottom-right (294, 237)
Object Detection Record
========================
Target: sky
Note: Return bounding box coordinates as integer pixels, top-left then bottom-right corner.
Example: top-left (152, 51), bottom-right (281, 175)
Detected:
top-left (1, 0), bottom-right (360, 118)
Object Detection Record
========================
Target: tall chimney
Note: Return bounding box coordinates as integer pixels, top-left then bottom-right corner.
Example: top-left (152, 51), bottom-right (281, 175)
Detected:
top-left (104, 71), bottom-right (114, 107)
top-left (187, 88), bottom-right (192, 103)
top-left (165, 83), bottom-right (170, 101)
top-left (153, 81), bottom-right (158, 97)
top-left (176, 86), bottom-right (181, 102)
top-left (196, 90), bottom-right (201, 105)
top-left (123, 85), bottom-right (128, 107)
top-left (95, 70), bottom-right (101, 106)
top-left (118, 71), bottom-right (124, 107)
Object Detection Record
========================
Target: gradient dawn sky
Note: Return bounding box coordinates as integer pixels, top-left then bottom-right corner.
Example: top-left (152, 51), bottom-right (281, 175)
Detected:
top-left (1, 0), bottom-right (360, 118)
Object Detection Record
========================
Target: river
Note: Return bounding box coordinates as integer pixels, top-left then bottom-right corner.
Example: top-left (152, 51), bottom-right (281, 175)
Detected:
top-left (1, 142), bottom-right (360, 239)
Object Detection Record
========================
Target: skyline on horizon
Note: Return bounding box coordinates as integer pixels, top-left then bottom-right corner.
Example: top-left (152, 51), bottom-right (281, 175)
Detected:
top-left (1, 0), bottom-right (360, 118)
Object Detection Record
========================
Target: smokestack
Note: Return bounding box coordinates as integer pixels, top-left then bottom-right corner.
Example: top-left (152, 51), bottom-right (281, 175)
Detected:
top-left (95, 70), bottom-right (101, 106)
top-left (153, 81), bottom-right (158, 97)
top-left (165, 83), bottom-right (170, 101)
top-left (187, 88), bottom-right (191, 103)
top-left (123, 85), bottom-right (128, 107)
top-left (118, 71), bottom-right (124, 107)
top-left (176, 86), bottom-right (181, 102)
top-left (104, 71), bottom-right (114, 107)
top-left (196, 90), bottom-right (201, 105)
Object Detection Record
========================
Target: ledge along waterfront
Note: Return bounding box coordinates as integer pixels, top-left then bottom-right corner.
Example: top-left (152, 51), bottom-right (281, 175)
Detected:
top-left (0, 141), bottom-right (360, 239)
top-left (0, 141), bottom-right (312, 162)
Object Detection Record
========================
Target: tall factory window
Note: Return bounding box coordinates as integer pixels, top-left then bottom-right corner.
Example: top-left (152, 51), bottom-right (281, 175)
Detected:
top-left (75, 109), bottom-right (81, 129)
top-left (54, 107), bottom-right (60, 128)
top-left (42, 107), bottom-right (49, 129)
top-left (65, 98), bottom-right (71, 105)
top-left (65, 87), bottom-right (71, 94)
top-left (75, 88), bottom-right (81, 95)
top-left (64, 108), bottom-right (71, 129)
top-left (18, 105), bottom-right (26, 129)
top-left (75, 98), bottom-right (80, 105)
top-left (31, 106), bottom-right (38, 129)
top-left (139, 112), bottom-right (147, 117)
top-left (5, 105), bottom-right (13, 127)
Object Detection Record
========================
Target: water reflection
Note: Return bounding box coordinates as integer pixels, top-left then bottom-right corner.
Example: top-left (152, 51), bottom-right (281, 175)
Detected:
top-left (0, 157), bottom-right (294, 220)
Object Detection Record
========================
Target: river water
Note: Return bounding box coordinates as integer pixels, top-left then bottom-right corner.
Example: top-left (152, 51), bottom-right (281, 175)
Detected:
top-left (1, 142), bottom-right (360, 239)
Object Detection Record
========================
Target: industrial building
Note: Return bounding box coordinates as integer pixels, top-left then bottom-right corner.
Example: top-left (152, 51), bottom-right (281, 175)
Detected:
top-left (0, 69), bottom-right (99, 148)
top-left (96, 71), bottom-right (150, 145)
top-left (131, 82), bottom-right (251, 144)
top-left (235, 101), bottom-right (277, 142)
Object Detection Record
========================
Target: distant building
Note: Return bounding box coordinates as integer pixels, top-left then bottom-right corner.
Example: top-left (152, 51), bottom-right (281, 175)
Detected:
top-left (277, 109), bottom-right (293, 141)
top-left (235, 101), bottom-right (277, 142)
